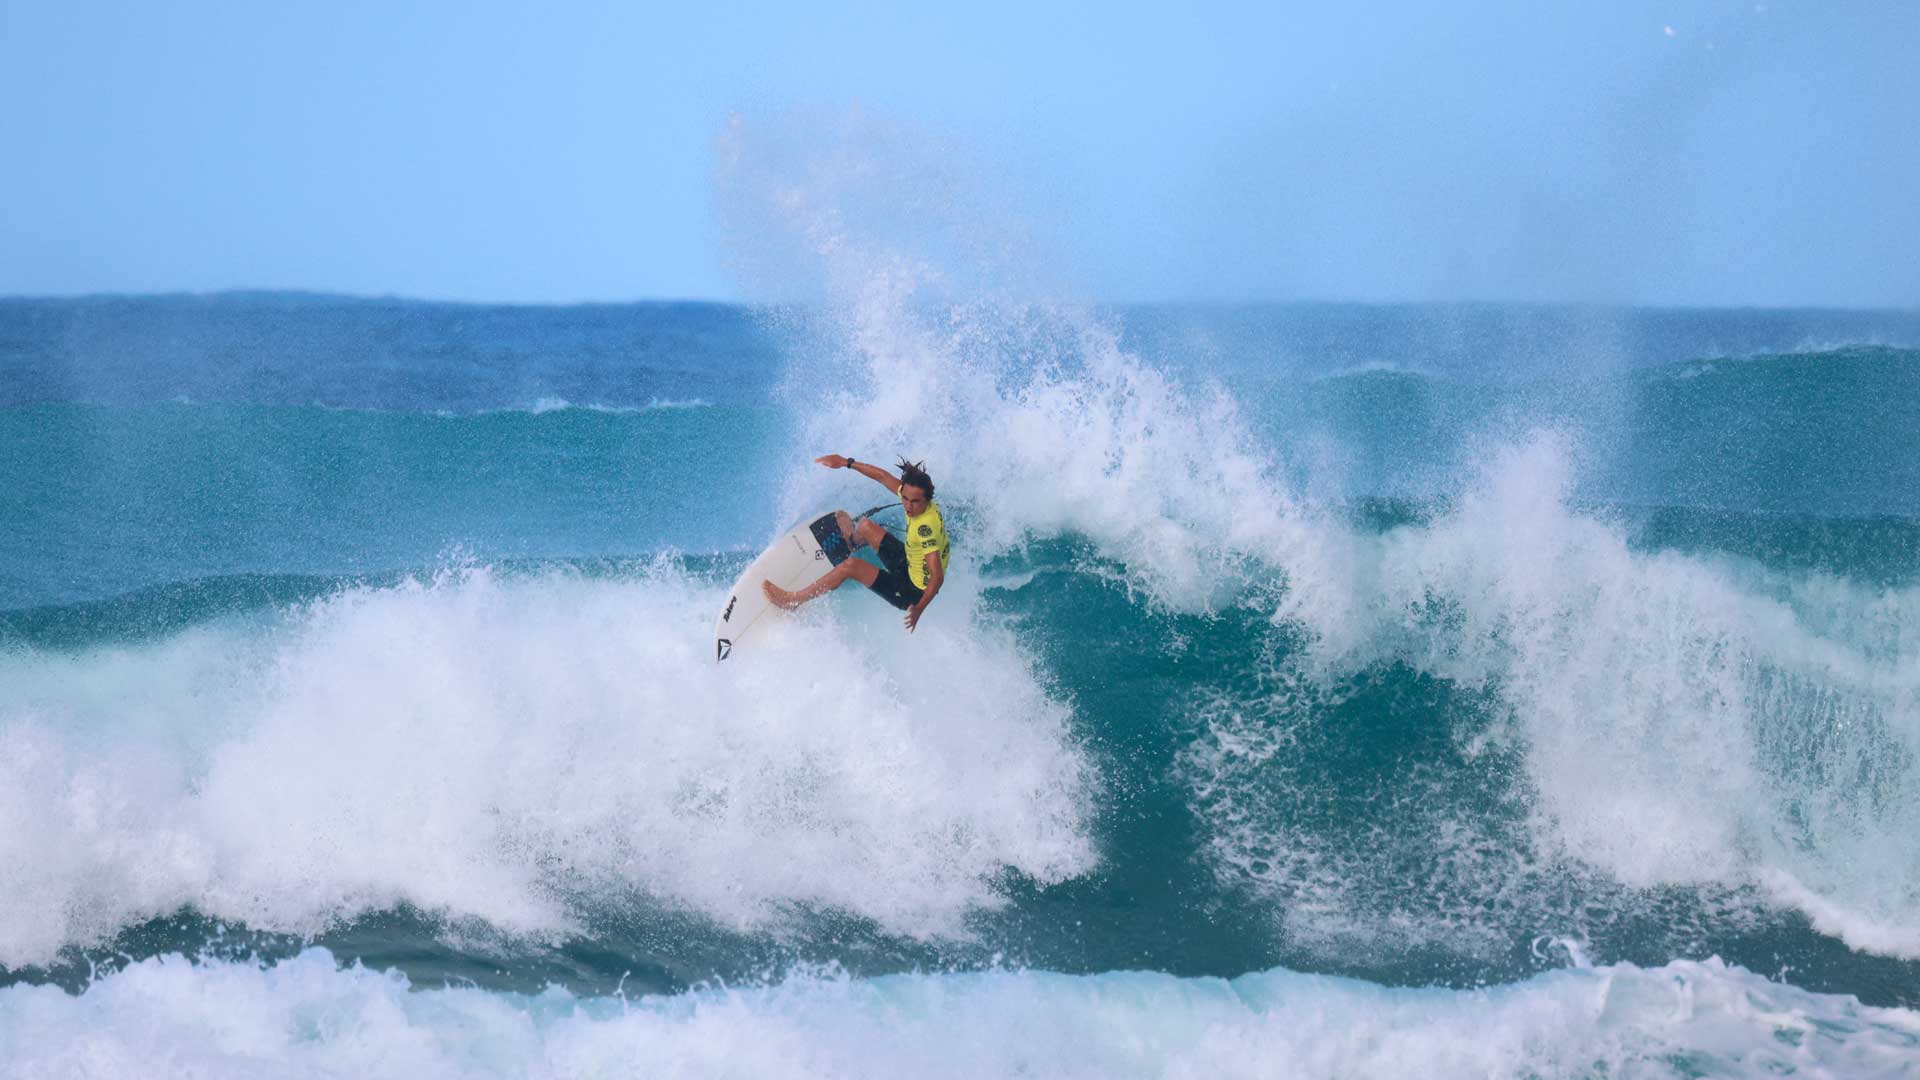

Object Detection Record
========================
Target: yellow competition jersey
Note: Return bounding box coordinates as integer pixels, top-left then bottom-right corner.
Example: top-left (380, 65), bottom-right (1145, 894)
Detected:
top-left (904, 501), bottom-right (952, 589)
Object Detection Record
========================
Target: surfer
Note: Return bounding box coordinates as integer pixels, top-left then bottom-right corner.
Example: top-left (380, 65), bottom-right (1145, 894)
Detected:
top-left (763, 455), bottom-right (951, 632)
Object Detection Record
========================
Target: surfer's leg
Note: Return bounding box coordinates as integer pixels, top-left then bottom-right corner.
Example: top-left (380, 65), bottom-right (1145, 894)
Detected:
top-left (764, 558), bottom-right (879, 610)
top-left (852, 517), bottom-right (889, 550)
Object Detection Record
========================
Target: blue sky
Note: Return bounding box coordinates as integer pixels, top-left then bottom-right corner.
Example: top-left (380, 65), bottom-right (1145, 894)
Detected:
top-left (3, 1), bottom-right (1915, 306)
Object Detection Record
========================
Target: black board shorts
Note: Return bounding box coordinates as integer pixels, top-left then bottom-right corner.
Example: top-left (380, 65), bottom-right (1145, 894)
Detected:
top-left (867, 533), bottom-right (926, 611)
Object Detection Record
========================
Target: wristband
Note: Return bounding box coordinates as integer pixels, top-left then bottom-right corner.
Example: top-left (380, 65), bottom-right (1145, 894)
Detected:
top-left (845, 456), bottom-right (856, 468)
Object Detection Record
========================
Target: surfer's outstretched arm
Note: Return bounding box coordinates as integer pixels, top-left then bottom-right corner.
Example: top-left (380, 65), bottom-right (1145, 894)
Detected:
top-left (815, 454), bottom-right (900, 495)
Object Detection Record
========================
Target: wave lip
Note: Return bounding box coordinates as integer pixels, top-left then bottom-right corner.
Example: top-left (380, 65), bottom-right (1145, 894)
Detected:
top-left (4, 948), bottom-right (1918, 1080)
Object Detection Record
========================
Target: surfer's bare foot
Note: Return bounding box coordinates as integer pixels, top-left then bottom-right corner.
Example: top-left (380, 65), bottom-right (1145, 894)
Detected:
top-left (763, 580), bottom-right (802, 610)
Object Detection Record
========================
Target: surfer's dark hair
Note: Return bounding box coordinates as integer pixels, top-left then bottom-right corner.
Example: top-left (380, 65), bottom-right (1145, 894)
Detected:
top-left (897, 458), bottom-right (934, 499)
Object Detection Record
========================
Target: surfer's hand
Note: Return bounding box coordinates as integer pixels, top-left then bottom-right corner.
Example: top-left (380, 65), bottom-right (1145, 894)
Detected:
top-left (904, 604), bottom-right (923, 633)
top-left (815, 454), bottom-right (849, 469)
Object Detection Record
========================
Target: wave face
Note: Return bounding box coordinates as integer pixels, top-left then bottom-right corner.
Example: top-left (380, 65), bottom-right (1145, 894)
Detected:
top-left (4, 290), bottom-right (1920, 1071)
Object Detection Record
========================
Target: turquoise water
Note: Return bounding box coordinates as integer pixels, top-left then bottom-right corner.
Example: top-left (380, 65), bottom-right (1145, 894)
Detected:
top-left (3, 295), bottom-right (1919, 1076)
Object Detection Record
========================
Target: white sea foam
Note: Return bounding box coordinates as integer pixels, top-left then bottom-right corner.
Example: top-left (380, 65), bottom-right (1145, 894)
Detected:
top-left (1182, 433), bottom-right (1920, 959)
top-left (3, 948), bottom-right (1916, 1080)
top-left (521, 396), bottom-right (713, 414)
top-left (292, 398), bottom-right (718, 416)
top-left (719, 117), bottom-right (1344, 616)
top-left (1310, 359), bottom-right (1432, 380)
top-left (718, 114), bottom-right (1920, 960)
top-left (0, 562), bottom-right (1095, 967)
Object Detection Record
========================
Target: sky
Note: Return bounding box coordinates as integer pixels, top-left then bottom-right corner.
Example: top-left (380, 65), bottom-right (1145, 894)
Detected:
top-left (2, 0), bottom-right (1915, 307)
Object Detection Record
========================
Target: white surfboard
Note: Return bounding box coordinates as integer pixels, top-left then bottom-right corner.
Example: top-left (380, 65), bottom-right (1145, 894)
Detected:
top-left (714, 511), bottom-right (853, 661)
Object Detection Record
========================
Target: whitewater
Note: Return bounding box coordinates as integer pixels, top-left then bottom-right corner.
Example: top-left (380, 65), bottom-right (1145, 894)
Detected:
top-left (5, 148), bottom-right (1920, 1074)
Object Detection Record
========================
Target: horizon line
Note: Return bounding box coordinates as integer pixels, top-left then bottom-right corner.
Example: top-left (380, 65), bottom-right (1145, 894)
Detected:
top-left (3, 288), bottom-right (1916, 316)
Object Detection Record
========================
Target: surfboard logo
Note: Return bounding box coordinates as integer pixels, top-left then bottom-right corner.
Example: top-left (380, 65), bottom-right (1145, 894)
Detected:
top-left (721, 596), bottom-right (736, 622)
top-left (716, 638), bottom-right (732, 661)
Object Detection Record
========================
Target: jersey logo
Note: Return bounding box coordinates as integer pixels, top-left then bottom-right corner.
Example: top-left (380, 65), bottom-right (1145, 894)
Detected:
top-left (918, 524), bottom-right (933, 537)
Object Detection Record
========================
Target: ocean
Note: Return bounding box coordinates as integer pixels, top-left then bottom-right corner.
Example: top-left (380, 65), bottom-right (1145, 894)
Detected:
top-left (2, 292), bottom-right (1919, 1077)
